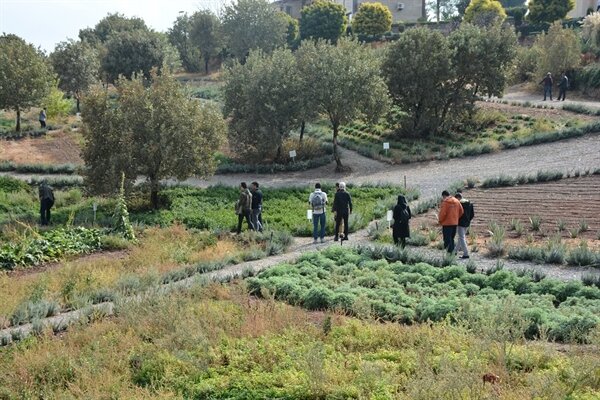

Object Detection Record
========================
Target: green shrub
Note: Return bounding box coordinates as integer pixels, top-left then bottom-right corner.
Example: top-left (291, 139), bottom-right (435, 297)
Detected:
top-left (567, 242), bottom-right (599, 267)
top-left (0, 176), bottom-right (30, 193)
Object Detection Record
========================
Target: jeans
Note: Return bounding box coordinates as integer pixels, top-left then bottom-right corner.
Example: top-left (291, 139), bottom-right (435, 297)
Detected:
top-left (40, 198), bottom-right (53, 225)
top-left (236, 210), bottom-right (254, 233)
top-left (557, 88), bottom-right (566, 101)
top-left (456, 226), bottom-right (469, 256)
top-left (442, 225), bottom-right (457, 253)
top-left (543, 85), bottom-right (552, 100)
top-left (251, 208), bottom-right (263, 232)
top-left (312, 212), bottom-right (326, 240)
top-left (335, 213), bottom-right (349, 239)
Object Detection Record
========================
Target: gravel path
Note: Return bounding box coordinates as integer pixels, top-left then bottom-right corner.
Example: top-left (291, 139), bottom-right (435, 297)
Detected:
top-left (494, 87), bottom-right (600, 110)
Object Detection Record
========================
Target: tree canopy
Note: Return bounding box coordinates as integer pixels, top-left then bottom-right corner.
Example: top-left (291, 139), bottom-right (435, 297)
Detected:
top-left (189, 10), bottom-right (222, 73)
top-left (464, 0), bottom-right (507, 26)
top-left (81, 74), bottom-right (225, 208)
top-left (0, 34), bottom-right (52, 131)
top-left (532, 22), bottom-right (581, 80)
top-left (300, 0), bottom-right (348, 43)
top-left (79, 13), bottom-right (148, 45)
top-left (352, 2), bottom-right (393, 37)
top-left (527, 0), bottom-right (574, 26)
top-left (167, 13), bottom-right (203, 72)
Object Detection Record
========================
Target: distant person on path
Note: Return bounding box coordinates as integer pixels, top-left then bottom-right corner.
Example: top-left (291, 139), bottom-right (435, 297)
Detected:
top-left (309, 182), bottom-right (328, 244)
top-left (438, 190), bottom-right (463, 253)
top-left (38, 108), bottom-right (47, 128)
top-left (557, 72), bottom-right (569, 101)
top-left (250, 181), bottom-right (263, 232)
top-left (332, 182), bottom-right (352, 241)
top-left (540, 72), bottom-right (553, 101)
top-left (333, 182), bottom-right (344, 238)
top-left (38, 180), bottom-right (54, 225)
top-left (455, 192), bottom-right (474, 259)
top-left (392, 195), bottom-right (411, 248)
top-left (235, 182), bottom-right (254, 234)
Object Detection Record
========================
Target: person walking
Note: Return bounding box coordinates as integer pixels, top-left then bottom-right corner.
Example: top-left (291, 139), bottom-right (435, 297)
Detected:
top-left (557, 72), bottom-right (569, 101)
top-left (540, 72), bottom-right (553, 101)
top-left (250, 182), bottom-right (263, 232)
top-left (308, 182), bottom-right (328, 244)
top-left (235, 182), bottom-right (254, 234)
top-left (38, 108), bottom-right (47, 128)
top-left (392, 195), bottom-right (411, 248)
top-left (39, 180), bottom-right (55, 225)
top-left (455, 192), bottom-right (474, 259)
top-left (438, 190), bottom-right (463, 253)
top-left (332, 182), bottom-right (352, 241)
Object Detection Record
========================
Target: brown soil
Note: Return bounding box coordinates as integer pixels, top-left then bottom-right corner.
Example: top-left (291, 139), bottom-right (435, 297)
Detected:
top-left (412, 175), bottom-right (600, 251)
top-left (0, 130), bottom-right (83, 165)
top-left (478, 101), bottom-right (598, 122)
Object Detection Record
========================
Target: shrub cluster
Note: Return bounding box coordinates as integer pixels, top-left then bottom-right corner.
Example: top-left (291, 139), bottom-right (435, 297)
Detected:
top-left (0, 161), bottom-right (78, 175)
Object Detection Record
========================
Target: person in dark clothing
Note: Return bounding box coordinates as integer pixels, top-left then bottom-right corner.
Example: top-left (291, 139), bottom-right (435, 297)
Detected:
top-left (392, 195), bottom-right (411, 248)
top-left (39, 108), bottom-right (47, 128)
top-left (455, 192), bottom-right (475, 259)
top-left (557, 72), bottom-right (569, 101)
top-left (540, 72), bottom-right (553, 101)
top-left (250, 182), bottom-right (263, 232)
top-left (332, 182), bottom-right (352, 241)
top-left (235, 182), bottom-right (254, 234)
top-left (39, 180), bottom-right (55, 225)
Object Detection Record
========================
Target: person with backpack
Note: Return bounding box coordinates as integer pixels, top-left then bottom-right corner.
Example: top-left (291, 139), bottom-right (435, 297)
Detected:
top-left (38, 180), bottom-right (55, 225)
top-left (250, 181), bottom-right (263, 232)
top-left (235, 182), bottom-right (254, 234)
top-left (455, 192), bottom-right (474, 259)
top-left (392, 195), bottom-right (411, 247)
top-left (332, 182), bottom-right (352, 241)
top-left (308, 182), bottom-right (328, 244)
top-left (438, 190), bottom-right (463, 253)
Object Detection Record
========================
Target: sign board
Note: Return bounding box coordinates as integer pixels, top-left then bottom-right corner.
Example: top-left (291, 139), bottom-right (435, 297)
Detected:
top-left (307, 209), bottom-right (313, 220)
top-left (386, 210), bottom-right (393, 222)
top-left (289, 150), bottom-right (297, 158)
top-left (383, 142), bottom-right (390, 150)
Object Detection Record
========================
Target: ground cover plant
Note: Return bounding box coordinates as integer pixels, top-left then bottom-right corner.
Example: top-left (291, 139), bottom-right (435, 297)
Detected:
top-left (0, 282), bottom-right (598, 398)
top-left (131, 183), bottom-right (418, 236)
top-left (247, 245), bottom-right (600, 343)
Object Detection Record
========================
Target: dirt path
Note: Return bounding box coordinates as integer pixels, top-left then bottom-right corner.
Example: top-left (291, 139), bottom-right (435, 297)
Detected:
top-left (493, 85), bottom-right (600, 110)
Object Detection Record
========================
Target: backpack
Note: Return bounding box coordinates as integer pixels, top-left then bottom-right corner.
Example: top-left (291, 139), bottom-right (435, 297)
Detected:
top-left (399, 209), bottom-right (410, 223)
top-left (311, 192), bottom-right (325, 210)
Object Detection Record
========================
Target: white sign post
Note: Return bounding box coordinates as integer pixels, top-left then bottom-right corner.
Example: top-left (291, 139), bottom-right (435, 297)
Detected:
top-left (383, 142), bottom-right (390, 156)
top-left (289, 150), bottom-right (297, 163)
top-left (307, 209), bottom-right (313, 221)
top-left (386, 209), bottom-right (393, 229)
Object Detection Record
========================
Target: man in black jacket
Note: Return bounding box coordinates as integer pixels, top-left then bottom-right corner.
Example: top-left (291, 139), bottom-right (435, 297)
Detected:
top-left (455, 192), bottom-right (474, 259)
top-left (39, 180), bottom-right (55, 225)
top-left (332, 182), bottom-right (352, 241)
top-left (250, 182), bottom-right (263, 232)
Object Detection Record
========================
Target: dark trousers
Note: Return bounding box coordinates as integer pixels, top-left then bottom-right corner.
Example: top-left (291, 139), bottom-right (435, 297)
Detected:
top-left (557, 88), bottom-right (566, 101)
top-left (543, 86), bottom-right (552, 100)
top-left (442, 225), bottom-right (457, 253)
top-left (237, 210), bottom-right (254, 233)
top-left (39, 120), bottom-right (46, 128)
top-left (334, 213), bottom-right (349, 239)
top-left (40, 198), bottom-right (53, 225)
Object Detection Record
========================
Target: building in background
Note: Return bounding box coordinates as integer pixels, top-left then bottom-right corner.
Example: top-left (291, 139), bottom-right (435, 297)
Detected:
top-left (568, 0), bottom-right (595, 18)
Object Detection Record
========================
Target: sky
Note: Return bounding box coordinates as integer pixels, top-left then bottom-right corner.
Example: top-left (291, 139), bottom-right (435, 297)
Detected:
top-left (0, 0), bottom-right (230, 53)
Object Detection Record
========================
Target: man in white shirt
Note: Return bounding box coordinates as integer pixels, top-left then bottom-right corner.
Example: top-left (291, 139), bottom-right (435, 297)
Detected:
top-left (308, 182), bottom-right (328, 244)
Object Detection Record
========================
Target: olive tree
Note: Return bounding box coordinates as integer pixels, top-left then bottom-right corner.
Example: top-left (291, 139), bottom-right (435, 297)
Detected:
top-left (50, 39), bottom-right (99, 112)
top-left (81, 73), bottom-right (226, 208)
top-left (297, 38), bottom-right (389, 170)
top-left (300, 0), bottom-right (348, 43)
top-left (0, 34), bottom-right (52, 131)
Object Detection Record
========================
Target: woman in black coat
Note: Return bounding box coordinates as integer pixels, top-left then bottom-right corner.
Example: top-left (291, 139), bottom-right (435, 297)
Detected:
top-left (392, 195), bottom-right (411, 247)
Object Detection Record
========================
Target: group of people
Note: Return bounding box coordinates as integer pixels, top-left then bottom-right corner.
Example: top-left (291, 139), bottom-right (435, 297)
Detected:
top-left (308, 182), bottom-right (353, 243)
top-left (540, 72), bottom-right (569, 102)
top-left (438, 190), bottom-right (475, 258)
top-left (235, 182), bottom-right (263, 234)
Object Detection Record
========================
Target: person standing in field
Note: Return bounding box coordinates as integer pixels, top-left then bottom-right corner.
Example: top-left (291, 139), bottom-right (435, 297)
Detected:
top-left (38, 108), bottom-right (47, 128)
top-left (540, 72), bottom-right (553, 101)
top-left (557, 72), bottom-right (569, 101)
top-left (309, 182), bottom-right (328, 244)
top-left (392, 195), bottom-right (411, 248)
top-left (332, 182), bottom-right (352, 241)
top-left (438, 190), bottom-right (463, 253)
top-left (250, 181), bottom-right (263, 232)
top-left (235, 182), bottom-right (254, 234)
top-left (455, 192), bottom-right (474, 259)
top-left (39, 180), bottom-right (55, 225)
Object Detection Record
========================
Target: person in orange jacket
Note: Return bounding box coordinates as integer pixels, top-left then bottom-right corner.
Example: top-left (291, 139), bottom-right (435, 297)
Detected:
top-left (438, 190), bottom-right (464, 253)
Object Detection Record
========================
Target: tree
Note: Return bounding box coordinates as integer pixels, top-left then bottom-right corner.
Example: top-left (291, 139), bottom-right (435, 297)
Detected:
top-left (297, 38), bottom-right (389, 170)
top-left (221, 0), bottom-right (287, 61)
top-left (527, 0), bottom-right (574, 26)
top-left (0, 34), bottom-right (52, 131)
top-left (579, 10), bottom-right (600, 55)
top-left (79, 13), bottom-right (148, 45)
top-left (464, 0), bottom-right (507, 26)
top-left (189, 10), bottom-right (222, 74)
top-left (43, 80), bottom-right (72, 119)
top-left (167, 13), bottom-right (202, 72)
top-left (352, 2), bottom-right (393, 36)
top-left (81, 73), bottom-right (226, 208)
top-left (300, 0), bottom-right (348, 43)
top-left (532, 22), bottom-right (580, 80)
top-left (280, 12), bottom-right (300, 48)
top-left (50, 39), bottom-right (99, 112)
top-left (223, 48), bottom-right (304, 161)
top-left (101, 30), bottom-right (180, 83)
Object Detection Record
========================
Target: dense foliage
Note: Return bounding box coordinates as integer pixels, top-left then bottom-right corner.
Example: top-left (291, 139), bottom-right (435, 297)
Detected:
top-left (167, 13), bottom-right (203, 72)
top-left (531, 22), bottom-right (581, 82)
top-left (248, 245), bottom-right (600, 343)
top-left (527, 0), bottom-right (574, 26)
top-left (464, 0), bottom-right (507, 26)
top-left (300, 0), bottom-right (348, 43)
top-left (78, 13), bottom-right (148, 45)
top-left (189, 10), bottom-right (222, 73)
top-left (352, 2), bottom-right (393, 37)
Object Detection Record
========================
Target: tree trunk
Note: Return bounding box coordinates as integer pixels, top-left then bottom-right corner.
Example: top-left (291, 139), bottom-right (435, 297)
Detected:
top-left (150, 178), bottom-right (159, 210)
top-left (299, 120), bottom-right (306, 143)
top-left (205, 58), bottom-right (210, 74)
top-left (332, 121), bottom-right (343, 170)
top-left (16, 107), bottom-right (21, 132)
